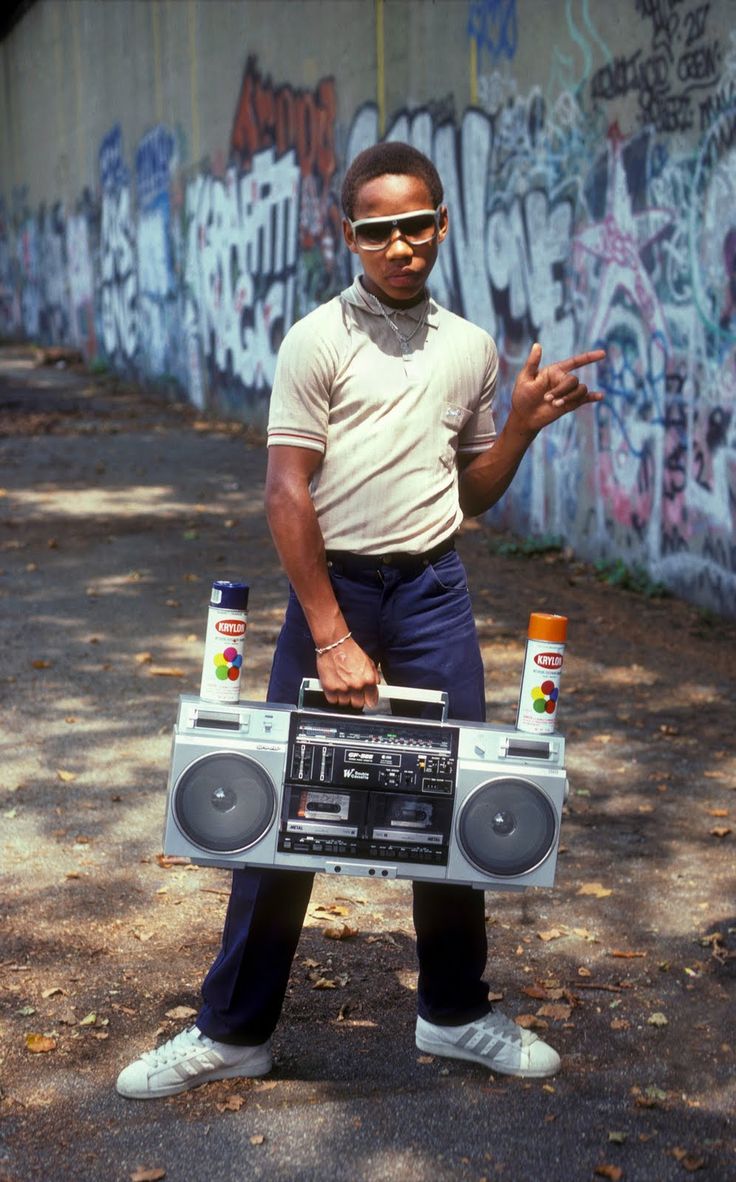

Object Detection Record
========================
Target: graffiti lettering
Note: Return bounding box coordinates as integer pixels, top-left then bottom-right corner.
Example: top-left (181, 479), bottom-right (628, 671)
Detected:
top-left (230, 57), bottom-right (336, 188)
top-left (467, 0), bottom-right (518, 63)
top-left (185, 148), bottom-right (300, 398)
top-left (99, 126), bottom-right (138, 361)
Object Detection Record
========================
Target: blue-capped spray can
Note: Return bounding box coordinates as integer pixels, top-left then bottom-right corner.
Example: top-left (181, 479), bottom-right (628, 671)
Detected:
top-left (199, 580), bottom-right (249, 703)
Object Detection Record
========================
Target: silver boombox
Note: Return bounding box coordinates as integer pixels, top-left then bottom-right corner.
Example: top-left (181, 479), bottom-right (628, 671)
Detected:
top-left (163, 681), bottom-right (568, 890)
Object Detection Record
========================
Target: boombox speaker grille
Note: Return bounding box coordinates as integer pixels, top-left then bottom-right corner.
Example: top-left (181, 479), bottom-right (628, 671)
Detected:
top-left (173, 752), bottom-right (277, 854)
top-left (457, 777), bottom-right (557, 878)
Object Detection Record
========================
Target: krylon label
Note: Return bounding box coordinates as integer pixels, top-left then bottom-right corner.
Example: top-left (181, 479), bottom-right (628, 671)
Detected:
top-left (534, 651), bottom-right (563, 670)
top-left (215, 619), bottom-right (247, 638)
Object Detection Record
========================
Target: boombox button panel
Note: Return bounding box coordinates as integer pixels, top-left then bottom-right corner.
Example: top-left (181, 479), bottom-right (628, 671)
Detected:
top-left (327, 861), bottom-right (397, 879)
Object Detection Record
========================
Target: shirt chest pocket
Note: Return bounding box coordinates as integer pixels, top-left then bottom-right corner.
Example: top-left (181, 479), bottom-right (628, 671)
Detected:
top-left (439, 404), bottom-right (472, 470)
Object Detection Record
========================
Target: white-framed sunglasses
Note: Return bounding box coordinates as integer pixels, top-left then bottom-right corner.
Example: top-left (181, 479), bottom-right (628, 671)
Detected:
top-left (347, 206), bottom-right (443, 251)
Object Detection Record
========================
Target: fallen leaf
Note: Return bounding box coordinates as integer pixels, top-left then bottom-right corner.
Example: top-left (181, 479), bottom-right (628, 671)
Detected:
top-left (710, 827), bottom-right (731, 838)
top-left (577, 882), bottom-right (613, 898)
top-left (216, 1095), bottom-right (246, 1112)
top-left (25, 1033), bottom-right (57, 1053)
top-left (322, 922), bottom-right (358, 941)
top-left (32, 659), bottom-right (52, 669)
top-left (610, 1018), bottom-right (630, 1031)
top-left (57, 769), bottom-right (77, 783)
top-left (632, 1084), bottom-right (668, 1107)
top-left (311, 977), bottom-right (337, 990)
top-left (706, 808), bottom-right (729, 817)
top-left (647, 1012), bottom-right (668, 1027)
top-left (417, 1055), bottom-right (435, 1064)
top-left (515, 1014), bottom-right (548, 1030)
top-left (130, 1169), bottom-right (166, 1182)
top-left (608, 1131), bottom-right (627, 1144)
top-left (148, 666), bottom-right (185, 678)
top-left (249, 1134), bottom-right (266, 1146)
top-left (165, 1006), bottom-right (197, 1021)
top-left (41, 987), bottom-right (66, 999)
top-left (577, 967), bottom-right (592, 978)
top-left (671, 1147), bottom-right (706, 1171)
top-left (537, 928), bottom-right (565, 942)
top-left (521, 985), bottom-right (549, 1001)
top-left (315, 903), bottom-right (350, 917)
top-left (156, 853), bottom-right (190, 868)
top-left (135, 652), bottom-right (154, 664)
top-left (610, 950), bottom-right (646, 959)
top-left (572, 928), bottom-right (598, 941)
top-left (79, 1012), bottom-right (97, 1026)
top-left (536, 1003), bottom-right (573, 1022)
top-left (594, 1165), bottom-right (623, 1181)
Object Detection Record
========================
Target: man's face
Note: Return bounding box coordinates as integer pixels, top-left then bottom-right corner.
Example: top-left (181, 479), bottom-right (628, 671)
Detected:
top-left (343, 173), bottom-right (448, 307)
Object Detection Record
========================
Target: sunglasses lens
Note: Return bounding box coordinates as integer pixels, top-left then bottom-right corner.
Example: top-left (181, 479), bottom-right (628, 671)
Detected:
top-left (353, 212), bottom-right (438, 250)
top-left (356, 223), bottom-right (393, 247)
top-left (401, 215), bottom-right (437, 244)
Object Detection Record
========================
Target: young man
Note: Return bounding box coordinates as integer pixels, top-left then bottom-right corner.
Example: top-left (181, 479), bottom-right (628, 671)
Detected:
top-left (117, 143), bottom-right (603, 1099)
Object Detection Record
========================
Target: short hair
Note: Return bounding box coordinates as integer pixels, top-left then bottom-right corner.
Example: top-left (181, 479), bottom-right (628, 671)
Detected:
top-left (341, 142), bottom-right (444, 219)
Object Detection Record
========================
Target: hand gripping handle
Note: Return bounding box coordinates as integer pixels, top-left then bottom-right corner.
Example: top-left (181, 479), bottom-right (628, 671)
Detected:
top-left (297, 677), bottom-right (448, 721)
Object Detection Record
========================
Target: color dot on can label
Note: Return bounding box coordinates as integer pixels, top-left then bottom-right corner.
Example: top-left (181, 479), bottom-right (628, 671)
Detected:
top-left (529, 679), bottom-right (559, 716)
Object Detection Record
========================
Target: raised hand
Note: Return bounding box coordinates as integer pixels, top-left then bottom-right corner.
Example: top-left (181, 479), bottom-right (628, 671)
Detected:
top-left (511, 342), bottom-right (606, 433)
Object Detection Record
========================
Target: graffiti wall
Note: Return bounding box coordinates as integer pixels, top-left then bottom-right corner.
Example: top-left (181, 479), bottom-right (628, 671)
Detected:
top-left (0, 0), bottom-right (734, 616)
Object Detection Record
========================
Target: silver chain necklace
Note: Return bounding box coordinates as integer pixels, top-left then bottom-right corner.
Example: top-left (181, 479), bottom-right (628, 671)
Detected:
top-left (370, 293), bottom-right (429, 352)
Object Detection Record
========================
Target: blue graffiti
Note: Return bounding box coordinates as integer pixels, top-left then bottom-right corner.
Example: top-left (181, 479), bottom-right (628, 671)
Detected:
top-left (99, 124), bottom-right (129, 193)
top-left (467, 0), bottom-right (517, 63)
top-left (135, 126), bottom-right (175, 213)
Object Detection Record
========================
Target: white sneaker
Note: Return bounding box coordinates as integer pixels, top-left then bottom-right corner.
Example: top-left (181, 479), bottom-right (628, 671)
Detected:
top-left (416, 1009), bottom-right (561, 1078)
top-left (116, 1026), bottom-right (273, 1099)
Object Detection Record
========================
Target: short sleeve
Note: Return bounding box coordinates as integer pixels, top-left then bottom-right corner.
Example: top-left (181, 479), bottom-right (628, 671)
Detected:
top-left (457, 335), bottom-right (498, 454)
top-left (267, 303), bottom-right (341, 453)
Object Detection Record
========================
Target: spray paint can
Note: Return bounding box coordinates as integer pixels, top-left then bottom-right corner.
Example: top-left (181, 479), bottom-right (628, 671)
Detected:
top-left (515, 612), bottom-right (568, 734)
top-left (199, 580), bottom-right (249, 703)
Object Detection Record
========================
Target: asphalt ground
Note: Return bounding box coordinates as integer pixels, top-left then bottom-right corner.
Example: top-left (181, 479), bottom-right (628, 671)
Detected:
top-left (0, 348), bottom-right (734, 1182)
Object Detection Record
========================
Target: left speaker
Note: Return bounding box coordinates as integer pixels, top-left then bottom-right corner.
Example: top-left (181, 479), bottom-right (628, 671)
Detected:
top-left (173, 751), bottom-right (278, 854)
top-left (162, 705), bottom-right (291, 869)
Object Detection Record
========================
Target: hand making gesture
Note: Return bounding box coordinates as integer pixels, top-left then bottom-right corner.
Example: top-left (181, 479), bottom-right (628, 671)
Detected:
top-left (511, 342), bottom-right (606, 433)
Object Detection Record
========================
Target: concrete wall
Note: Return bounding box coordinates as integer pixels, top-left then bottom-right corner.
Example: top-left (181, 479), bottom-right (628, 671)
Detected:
top-left (1, 0), bottom-right (735, 617)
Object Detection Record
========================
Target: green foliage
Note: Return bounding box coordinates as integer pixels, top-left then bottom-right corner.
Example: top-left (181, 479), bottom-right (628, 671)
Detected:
top-left (489, 533), bottom-right (563, 558)
top-left (488, 532), bottom-right (670, 601)
top-left (593, 558), bottom-right (668, 598)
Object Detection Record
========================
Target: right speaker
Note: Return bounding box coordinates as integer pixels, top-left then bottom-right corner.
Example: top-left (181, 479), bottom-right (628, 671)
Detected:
top-left (446, 726), bottom-right (567, 889)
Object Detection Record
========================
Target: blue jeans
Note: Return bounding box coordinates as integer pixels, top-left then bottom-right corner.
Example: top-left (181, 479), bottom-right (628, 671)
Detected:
top-left (198, 551), bottom-right (491, 1044)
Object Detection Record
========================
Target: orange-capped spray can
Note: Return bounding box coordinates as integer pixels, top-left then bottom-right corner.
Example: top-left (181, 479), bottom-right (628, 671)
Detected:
top-left (515, 612), bottom-right (568, 734)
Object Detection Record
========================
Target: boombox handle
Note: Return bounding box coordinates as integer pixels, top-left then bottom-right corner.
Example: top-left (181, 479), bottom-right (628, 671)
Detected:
top-left (298, 678), bottom-right (449, 722)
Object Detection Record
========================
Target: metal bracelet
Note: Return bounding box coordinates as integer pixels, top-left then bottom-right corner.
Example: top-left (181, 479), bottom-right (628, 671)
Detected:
top-left (315, 631), bottom-right (353, 656)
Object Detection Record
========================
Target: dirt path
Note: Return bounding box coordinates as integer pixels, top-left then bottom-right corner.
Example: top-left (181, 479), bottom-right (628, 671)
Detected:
top-left (0, 349), bottom-right (734, 1182)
